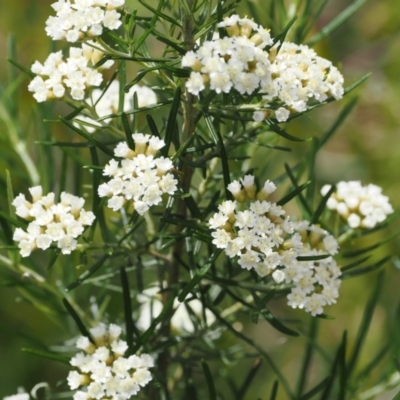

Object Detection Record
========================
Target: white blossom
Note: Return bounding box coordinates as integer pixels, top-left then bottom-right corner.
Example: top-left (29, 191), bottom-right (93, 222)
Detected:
top-left (12, 187), bottom-right (95, 257)
top-left (45, 0), bottom-right (124, 42)
top-left (98, 134), bottom-right (178, 215)
top-left (322, 181), bottom-right (393, 229)
top-left (28, 46), bottom-right (113, 103)
top-left (182, 15), bottom-right (344, 122)
top-left (69, 324), bottom-right (153, 399)
top-left (209, 176), bottom-right (342, 316)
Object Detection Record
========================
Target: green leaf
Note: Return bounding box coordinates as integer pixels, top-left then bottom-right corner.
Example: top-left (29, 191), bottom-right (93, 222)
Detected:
top-left (341, 256), bottom-right (390, 279)
top-left (306, 138), bottom-right (318, 208)
top-left (307, 0), bottom-right (368, 46)
top-left (7, 58), bottom-right (35, 78)
top-left (203, 111), bottom-right (232, 200)
top-left (273, 16), bottom-right (297, 49)
top-left (118, 61), bottom-right (126, 115)
top-left (342, 230), bottom-right (400, 258)
top-left (265, 119), bottom-right (307, 142)
top-left (297, 254), bottom-right (331, 262)
top-left (139, 22), bottom-right (185, 54)
top-left (178, 250), bottom-right (223, 302)
top-left (201, 359), bottom-right (217, 400)
top-left (21, 348), bottom-right (69, 364)
top-left (60, 117), bottom-right (115, 157)
top-left (315, 313), bottom-right (335, 320)
top-left (319, 331), bottom-right (347, 400)
top-left (236, 359), bottom-right (262, 400)
top-left (6, 170), bottom-right (15, 220)
top-left (296, 318), bottom-right (318, 396)
top-left (299, 376), bottom-right (330, 400)
top-left (269, 381), bottom-right (279, 400)
top-left (46, 248), bottom-right (61, 270)
top-left (88, 148), bottom-right (111, 243)
top-left (343, 73), bottom-right (371, 97)
top-left (121, 112), bottom-right (134, 149)
top-left (36, 140), bottom-right (96, 148)
top-left (346, 271), bottom-right (384, 377)
top-left (162, 86), bottom-right (181, 157)
top-left (66, 254), bottom-right (110, 291)
top-left (62, 298), bottom-right (94, 343)
top-left (146, 114), bottom-right (160, 138)
top-left (64, 105), bottom-right (85, 121)
top-left (318, 98), bottom-right (358, 150)
top-left (276, 181), bottom-right (311, 207)
top-left (138, 0), bottom-right (182, 27)
top-left (282, 163), bottom-right (312, 216)
top-left (311, 184), bottom-right (336, 225)
top-left (340, 255), bottom-right (371, 273)
top-left (261, 309), bottom-right (299, 337)
top-left (120, 267), bottom-right (139, 355)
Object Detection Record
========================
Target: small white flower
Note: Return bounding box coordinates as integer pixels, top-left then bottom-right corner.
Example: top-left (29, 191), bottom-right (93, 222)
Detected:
top-left (275, 107), bottom-right (290, 122)
top-left (272, 269), bottom-right (285, 283)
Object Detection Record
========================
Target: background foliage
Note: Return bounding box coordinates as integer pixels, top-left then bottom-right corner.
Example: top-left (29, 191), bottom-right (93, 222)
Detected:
top-left (0, 0), bottom-right (399, 398)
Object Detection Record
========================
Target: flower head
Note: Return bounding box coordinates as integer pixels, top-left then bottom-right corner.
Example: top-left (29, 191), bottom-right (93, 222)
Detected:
top-left (12, 187), bottom-right (95, 257)
top-left (28, 46), bottom-right (113, 102)
top-left (209, 176), bottom-right (341, 316)
top-left (98, 134), bottom-right (178, 215)
top-left (321, 181), bottom-right (393, 229)
top-left (182, 15), bottom-right (344, 122)
top-left (68, 323), bottom-right (153, 399)
top-left (45, 0), bottom-right (125, 42)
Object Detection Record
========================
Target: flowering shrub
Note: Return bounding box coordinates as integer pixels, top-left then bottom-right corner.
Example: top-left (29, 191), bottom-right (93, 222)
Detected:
top-left (2, 0), bottom-right (399, 399)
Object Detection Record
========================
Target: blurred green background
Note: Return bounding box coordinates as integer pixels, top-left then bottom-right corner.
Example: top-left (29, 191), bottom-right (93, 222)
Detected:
top-left (0, 0), bottom-right (399, 398)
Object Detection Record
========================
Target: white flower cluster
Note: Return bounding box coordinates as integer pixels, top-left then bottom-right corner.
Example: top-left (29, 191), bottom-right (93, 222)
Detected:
top-left (182, 15), bottom-right (344, 122)
top-left (68, 324), bottom-right (153, 399)
top-left (75, 81), bottom-right (157, 133)
top-left (209, 175), bottom-right (341, 315)
top-left (136, 286), bottom-right (216, 334)
top-left (259, 42), bottom-right (344, 121)
top-left (28, 44), bottom-right (113, 102)
top-left (12, 186), bottom-right (95, 257)
top-left (98, 134), bottom-right (178, 215)
top-left (182, 16), bottom-right (273, 96)
top-left (46, 0), bottom-right (125, 42)
top-left (321, 181), bottom-right (393, 229)
top-left (3, 390), bottom-right (29, 400)
top-left (286, 221), bottom-right (341, 316)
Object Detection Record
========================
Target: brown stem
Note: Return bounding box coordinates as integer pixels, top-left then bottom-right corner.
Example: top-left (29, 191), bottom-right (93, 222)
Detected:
top-left (154, 1), bottom-right (198, 398)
